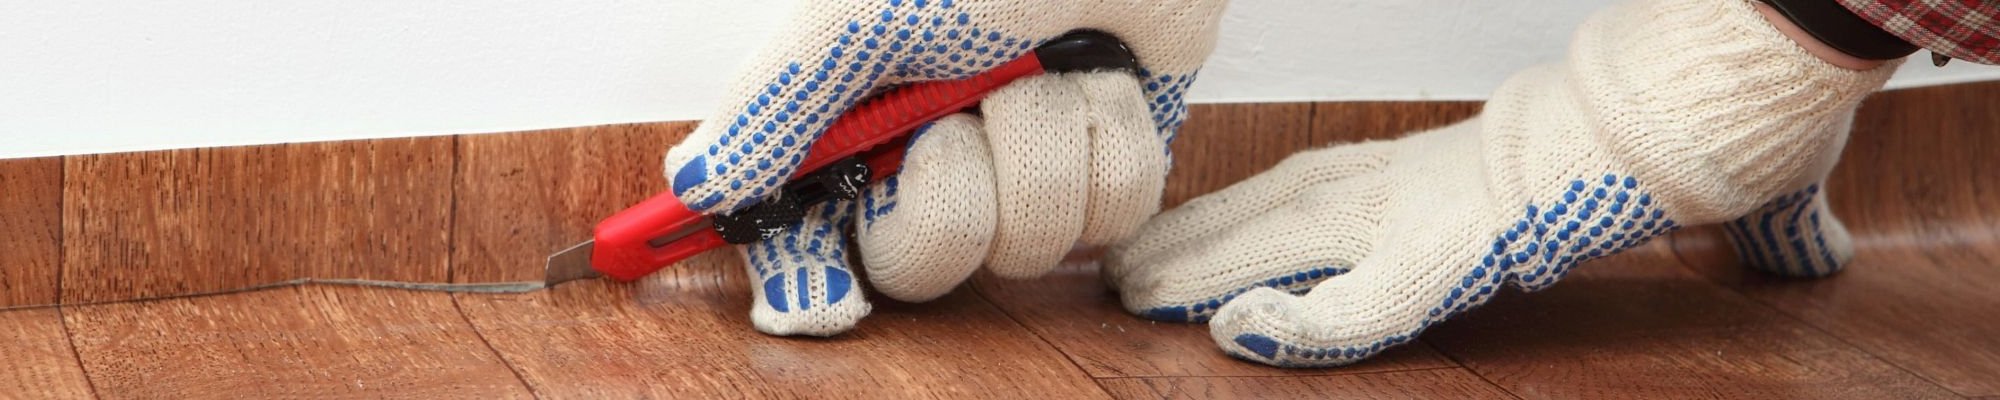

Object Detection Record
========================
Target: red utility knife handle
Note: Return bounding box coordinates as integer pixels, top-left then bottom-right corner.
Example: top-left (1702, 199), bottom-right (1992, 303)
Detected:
top-left (588, 54), bottom-right (1046, 282)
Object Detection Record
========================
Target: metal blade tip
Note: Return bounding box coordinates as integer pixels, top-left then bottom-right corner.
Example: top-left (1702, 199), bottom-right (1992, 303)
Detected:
top-left (544, 240), bottom-right (603, 286)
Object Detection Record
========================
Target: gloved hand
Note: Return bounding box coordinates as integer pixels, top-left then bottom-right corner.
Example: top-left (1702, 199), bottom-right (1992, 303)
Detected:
top-left (1106, 0), bottom-right (1898, 367)
top-left (663, 0), bottom-right (1228, 336)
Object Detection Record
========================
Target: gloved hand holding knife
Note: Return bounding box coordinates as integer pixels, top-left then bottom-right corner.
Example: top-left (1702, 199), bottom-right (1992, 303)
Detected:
top-left (552, 0), bottom-right (1228, 337)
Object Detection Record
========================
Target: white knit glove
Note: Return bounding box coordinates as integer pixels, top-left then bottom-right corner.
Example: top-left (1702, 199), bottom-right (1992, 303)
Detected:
top-left (1107, 0), bottom-right (1897, 367)
top-left (664, 0), bottom-right (1228, 336)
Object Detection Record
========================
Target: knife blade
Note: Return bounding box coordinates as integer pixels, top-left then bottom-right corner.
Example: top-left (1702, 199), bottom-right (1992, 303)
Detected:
top-left (544, 240), bottom-right (602, 286)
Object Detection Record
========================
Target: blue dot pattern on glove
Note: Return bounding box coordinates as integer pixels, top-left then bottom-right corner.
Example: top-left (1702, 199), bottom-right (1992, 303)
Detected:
top-left (748, 201), bottom-right (858, 313)
top-left (1723, 185), bottom-right (1843, 277)
top-left (1141, 69), bottom-right (1197, 150)
top-left (857, 121), bottom-right (938, 230)
top-left (1156, 174), bottom-right (1680, 367)
top-left (1142, 174), bottom-right (1680, 326)
top-left (1138, 266), bottom-right (1349, 322)
top-left (673, 0), bottom-right (1198, 212)
top-left (1502, 174), bottom-right (1679, 291)
top-left (861, 175), bottom-right (901, 229)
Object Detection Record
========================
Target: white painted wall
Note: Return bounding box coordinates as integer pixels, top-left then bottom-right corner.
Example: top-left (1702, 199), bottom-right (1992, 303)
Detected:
top-left (3, 1), bottom-right (1995, 159)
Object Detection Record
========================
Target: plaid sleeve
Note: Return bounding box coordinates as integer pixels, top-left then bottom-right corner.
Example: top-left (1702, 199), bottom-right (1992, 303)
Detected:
top-left (1838, 0), bottom-right (2000, 65)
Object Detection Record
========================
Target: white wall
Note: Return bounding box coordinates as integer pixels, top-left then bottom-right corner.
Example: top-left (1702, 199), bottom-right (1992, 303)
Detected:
top-left (3, 1), bottom-right (1995, 159)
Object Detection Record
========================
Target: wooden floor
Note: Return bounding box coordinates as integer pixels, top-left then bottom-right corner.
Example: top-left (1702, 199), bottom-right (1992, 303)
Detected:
top-left (1, 82), bottom-right (1995, 399)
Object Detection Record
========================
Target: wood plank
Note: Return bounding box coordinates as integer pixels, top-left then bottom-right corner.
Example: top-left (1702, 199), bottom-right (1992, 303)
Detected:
top-left (972, 263), bottom-right (1456, 378)
top-left (1094, 369), bottom-right (1514, 400)
top-left (1427, 243), bottom-right (1959, 399)
top-left (1673, 82), bottom-right (2000, 396)
top-left (1309, 101), bottom-right (1483, 145)
top-left (451, 123), bottom-right (693, 283)
top-left (455, 253), bottom-right (1108, 399)
top-left (0, 157), bottom-right (62, 307)
top-left (1162, 103), bottom-right (1316, 208)
top-left (0, 309), bottom-right (94, 399)
top-left (62, 286), bottom-right (529, 399)
top-left (18, 85), bottom-right (1991, 398)
top-left (61, 139), bottom-right (453, 304)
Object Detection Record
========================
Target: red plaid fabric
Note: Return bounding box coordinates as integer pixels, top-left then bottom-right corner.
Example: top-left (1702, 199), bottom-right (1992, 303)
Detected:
top-left (1838, 0), bottom-right (2000, 64)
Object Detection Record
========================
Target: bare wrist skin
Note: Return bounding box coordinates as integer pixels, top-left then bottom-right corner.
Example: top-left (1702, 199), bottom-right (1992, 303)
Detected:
top-left (1756, 2), bottom-right (1888, 70)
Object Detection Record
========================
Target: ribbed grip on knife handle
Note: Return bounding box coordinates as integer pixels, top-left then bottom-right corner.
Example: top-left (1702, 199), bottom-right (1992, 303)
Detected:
top-left (591, 190), bottom-right (725, 282)
top-left (792, 54), bottom-right (1045, 179)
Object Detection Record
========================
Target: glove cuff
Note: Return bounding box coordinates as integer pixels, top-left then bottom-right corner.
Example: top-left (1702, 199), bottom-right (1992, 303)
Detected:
top-left (1487, 0), bottom-right (1897, 224)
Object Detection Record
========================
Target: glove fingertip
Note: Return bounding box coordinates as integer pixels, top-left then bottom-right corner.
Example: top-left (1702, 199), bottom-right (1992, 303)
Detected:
top-left (668, 155), bottom-right (724, 208)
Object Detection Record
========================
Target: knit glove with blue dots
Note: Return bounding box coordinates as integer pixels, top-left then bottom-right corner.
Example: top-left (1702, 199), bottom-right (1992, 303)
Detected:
top-left (661, 0), bottom-right (1228, 336)
top-left (1105, 0), bottom-right (1898, 367)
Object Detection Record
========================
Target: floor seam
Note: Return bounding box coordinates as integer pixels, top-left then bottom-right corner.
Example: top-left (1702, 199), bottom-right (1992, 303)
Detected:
top-left (52, 158), bottom-right (102, 400)
top-left (1419, 340), bottom-right (1525, 400)
top-left (445, 135), bottom-right (461, 285)
top-left (1663, 234), bottom-right (1970, 398)
top-left (50, 157), bottom-right (66, 310)
top-left (442, 136), bottom-right (539, 399)
top-left (56, 306), bottom-right (103, 400)
top-left (967, 280), bottom-right (1116, 398)
top-left (1305, 101), bottom-right (1321, 137)
top-left (450, 294), bottom-right (541, 398)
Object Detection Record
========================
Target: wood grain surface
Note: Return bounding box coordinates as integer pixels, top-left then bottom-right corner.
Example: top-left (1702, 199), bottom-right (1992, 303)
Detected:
top-left (0, 82), bottom-right (1993, 398)
top-left (60, 139), bottom-right (453, 304)
top-left (0, 309), bottom-right (93, 399)
top-left (62, 286), bottom-right (529, 399)
top-left (1094, 369), bottom-right (1515, 400)
top-left (0, 157), bottom-right (61, 307)
top-left (454, 253), bottom-right (1109, 399)
top-left (1308, 101), bottom-right (1483, 146)
top-left (972, 264), bottom-right (1456, 378)
top-left (1427, 243), bottom-right (1960, 399)
top-left (1162, 103), bottom-right (1316, 208)
top-left (451, 123), bottom-right (695, 283)
top-left (1672, 81), bottom-right (2000, 397)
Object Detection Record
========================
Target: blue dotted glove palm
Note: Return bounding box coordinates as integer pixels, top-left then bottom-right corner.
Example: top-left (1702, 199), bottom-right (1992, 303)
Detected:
top-left (663, 0), bottom-right (1229, 336)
